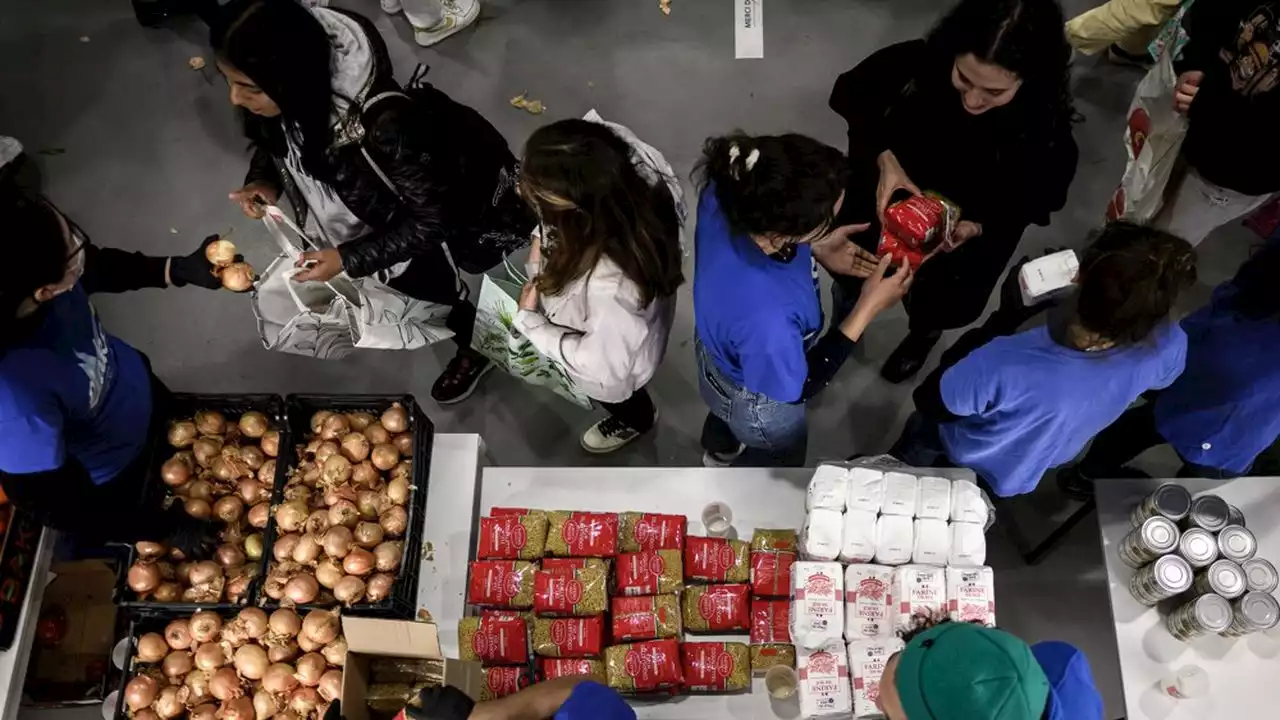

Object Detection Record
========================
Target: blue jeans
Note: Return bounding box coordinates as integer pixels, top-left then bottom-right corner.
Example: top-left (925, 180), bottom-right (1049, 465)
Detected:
top-left (695, 339), bottom-right (808, 467)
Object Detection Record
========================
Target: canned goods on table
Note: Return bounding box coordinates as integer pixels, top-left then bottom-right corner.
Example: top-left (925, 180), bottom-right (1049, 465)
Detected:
top-left (1166, 593), bottom-right (1233, 642)
top-left (1118, 517), bottom-right (1180, 569)
top-left (1177, 528), bottom-right (1218, 569)
top-left (1180, 495), bottom-right (1229, 533)
top-left (1130, 555), bottom-right (1193, 606)
top-left (1217, 525), bottom-right (1257, 563)
top-left (1130, 483), bottom-right (1192, 526)
top-left (1221, 591), bottom-right (1280, 637)
top-left (1226, 504), bottom-right (1245, 527)
top-left (1192, 559), bottom-right (1246, 600)
top-left (1241, 557), bottom-right (1279, 594)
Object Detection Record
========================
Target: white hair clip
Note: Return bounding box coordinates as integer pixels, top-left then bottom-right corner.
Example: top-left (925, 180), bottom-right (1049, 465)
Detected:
top-left (745, 148), bottom-right (760, 171)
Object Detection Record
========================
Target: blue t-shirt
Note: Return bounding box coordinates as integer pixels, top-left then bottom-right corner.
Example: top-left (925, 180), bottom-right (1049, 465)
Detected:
top-left (553, 681), bottom-right (635, 720)
top-left (938, 322), bottom-right (1186, 496)
top-left (0, 284), bottom-right (151, 484)
top-left (1154, 283), bottom-right (1280, 472)
top-left (692, 186), bottom-right (822, 402)
top-left (1032, 641), bottom-right (1104, 720)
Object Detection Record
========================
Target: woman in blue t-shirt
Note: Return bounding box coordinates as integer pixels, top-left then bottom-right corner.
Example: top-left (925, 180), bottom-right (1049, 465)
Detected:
top-left (692, 132), bottom-right (914, 467)
top-left (0, 190), bottom-right (225, 548)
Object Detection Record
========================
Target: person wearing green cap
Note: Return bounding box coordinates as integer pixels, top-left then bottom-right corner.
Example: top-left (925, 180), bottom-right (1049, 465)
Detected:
top-left (875, 621), bottom-right (1104, 720)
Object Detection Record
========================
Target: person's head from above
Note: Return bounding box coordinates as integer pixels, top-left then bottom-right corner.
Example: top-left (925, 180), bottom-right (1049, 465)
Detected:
top-left (877, 619), bottom-right (1050, 720)
top-left (1071, 221), bottom-right (1196, 350)
top-left (694, 132), bottom-right (849, 260)
top-left (1, 190), bottom-right (83, 330)
top-left (1227, 239), bottom-right (1280, 321)
top-left (520, 119), bottom-right (684, 308)
top-left (927, 0), bottom-right (1074, 124)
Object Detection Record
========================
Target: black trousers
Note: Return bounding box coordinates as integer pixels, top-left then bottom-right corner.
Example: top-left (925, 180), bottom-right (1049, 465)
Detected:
top-left (386, 245), bottom-right (478, 350)
top-left (1075, 401), bottom-right (1237, 480)
top-left (599, 388), bottom-right (656, 433)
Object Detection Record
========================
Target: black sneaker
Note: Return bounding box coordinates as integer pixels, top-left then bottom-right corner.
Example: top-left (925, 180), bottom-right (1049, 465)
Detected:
top-left (1107, 43), bottom-right (1154, 68)
top-left (881, 330), bottom-right (942, 384)
top-left (430, 350), bottom-right (493, 405)
top-left (581, 411), bottom-right (657, 454)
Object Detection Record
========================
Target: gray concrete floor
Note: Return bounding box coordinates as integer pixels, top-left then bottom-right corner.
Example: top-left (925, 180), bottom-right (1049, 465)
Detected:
top-left (2, 1), bottom-right (1265, 717)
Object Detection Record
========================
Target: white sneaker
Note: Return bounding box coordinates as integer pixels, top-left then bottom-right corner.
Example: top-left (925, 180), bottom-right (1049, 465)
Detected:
top-left (380, 0), bottom-right (402, 14)
top-left (413, 0), bottom-right (480, 47)
top-left (702, 444), bottom-right (746, 468)
top-left (580, 410), bottom-right (656, 454)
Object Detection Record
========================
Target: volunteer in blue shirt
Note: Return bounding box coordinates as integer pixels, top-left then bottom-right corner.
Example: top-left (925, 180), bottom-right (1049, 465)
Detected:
top-left (0, 190), bottom-right (227, 548)
top-left (403, 677), bottom-right (635, 720)
top-left (691, 132), bottom-right (914, 468)
top-left (876, 620), bottom-right (1104, 720)
top-left (893, 222), bottom-right (1195, 497)
top-left (1061, 239), bottom-right (1280, 495)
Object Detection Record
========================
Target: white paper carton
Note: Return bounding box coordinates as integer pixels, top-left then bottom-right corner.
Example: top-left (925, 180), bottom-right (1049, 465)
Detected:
top-left (791, 561), bottom-right (845, 649)
top-left (799, 640), bottom-right (853, 719)
top-left (844, 564), bottom-right (894, 639)
top-left (846, 468), bottom-right (885, 514)
top-left (949, 521), bottom-right (987, 566)
top-left (848, 638), bottom-right (905, 718)
top-left (802, 508), bottom-right (844, 562)
top-left (950, 478), bottom-right (987, 524)
top-left (881, 472), bottom-right (919, 517)
top-left (1019, 249), bottom-right (1078, 306)
top-left (890, 565), bottom-right (946, 631)
top-left (839, 509), bottom-right (878, 563)
top-left (916, 476), bottom-right (952, 520)
top-left (874, 514), bottom-right (913, 566)
top-left (912, 518), bottom-right (950, 565)
top-left (807, 465), bottom-right (849, 512)
top-left (947, 566), bottom-right (997, 626)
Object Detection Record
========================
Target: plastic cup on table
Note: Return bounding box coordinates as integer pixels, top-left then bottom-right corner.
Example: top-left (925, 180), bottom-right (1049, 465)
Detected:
top-left (765, 665), bottom-right (798, 699)
top-left (101, 691), bottom-right (119, 720)
top-left (701, 502), bottom-right (733, 537)
top-left (1160, 665), bottom-right (1209, 699)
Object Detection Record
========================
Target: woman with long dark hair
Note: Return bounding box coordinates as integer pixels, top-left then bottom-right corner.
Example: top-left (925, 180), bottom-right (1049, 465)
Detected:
top-left (829, 0), bottom-right (1080, 382)
top-left (213, 0), bottom-right (532, 404)
top-left (514, 116), bottom-right (684, 453)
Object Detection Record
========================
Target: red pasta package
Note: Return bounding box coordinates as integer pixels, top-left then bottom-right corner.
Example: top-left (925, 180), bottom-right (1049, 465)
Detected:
top-left (604, 639), bottom-right (684, 693)
top-left (545, 511), bottom-right (620, 557)
top-left (531, 616), bottom-right (605, 658)
top-left (883, 193), bottom-right (959, 253)
top-left (540, 658), bottom-right (606, 683)
top-left (611, 595), bottom-right (682, 641)
top-left (479, 666), bottom-right (533, 701)
top-left (877, 231), bottom-right (926, 271)
top-left (541, 557), bottom-right (610, 577)
top-left (467, 561), bottom-right (536, 609)
top-left (683, 584), bottom-right (751, 632)
top-left (619, 512), bottom-right (687, 552)
top-left (680, 642), bottom-right (751, 692)
top-left (751, 599), bottom-right (792, 644)
top-left (533, 568), bottom-right (608, 617)
top-left (615, 550), bottom-right (683, 596)
top-left (684, 536), bottom-right (749, 582)
top-left (476, 514), bottom-right (548, 560)
top-left (458, 611), bottom-right (529, 665)
top-left (751, 549), bottom-right (796, 597)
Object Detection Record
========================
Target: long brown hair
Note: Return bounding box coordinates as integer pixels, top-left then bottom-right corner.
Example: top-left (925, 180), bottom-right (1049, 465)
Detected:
top-left (520, 119), bottom-right (682, 309)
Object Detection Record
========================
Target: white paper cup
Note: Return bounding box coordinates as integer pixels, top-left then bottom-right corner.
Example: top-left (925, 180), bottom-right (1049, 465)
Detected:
top-left (702, 502), bottom-right (733, 536)
top-left (765, 665), bottom-right (798, 699)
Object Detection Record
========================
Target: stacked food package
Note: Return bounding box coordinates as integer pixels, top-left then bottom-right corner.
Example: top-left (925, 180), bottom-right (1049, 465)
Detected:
top-left (749, 530), bottom-right (799, 675)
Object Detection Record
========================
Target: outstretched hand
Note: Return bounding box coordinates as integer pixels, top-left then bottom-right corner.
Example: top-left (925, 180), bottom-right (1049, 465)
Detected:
top-left (169, 234), bottom-right (233, 289)
top-left (812, 223), bottom-right (879, 277)
top-left (876, 150), bottom-right (921, 222)
top-left (1174, 71), bottom-right (1203, 115)
top-left (229, 182), bottom-right (279, 219)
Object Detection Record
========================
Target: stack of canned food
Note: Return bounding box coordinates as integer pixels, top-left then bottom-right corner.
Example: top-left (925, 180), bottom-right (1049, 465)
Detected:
top-left (1117, 483), bottom-right (1279, 641)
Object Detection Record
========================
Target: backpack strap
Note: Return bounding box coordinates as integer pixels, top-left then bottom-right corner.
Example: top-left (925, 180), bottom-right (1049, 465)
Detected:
top-left (357, 90), bottom-right (411, 201)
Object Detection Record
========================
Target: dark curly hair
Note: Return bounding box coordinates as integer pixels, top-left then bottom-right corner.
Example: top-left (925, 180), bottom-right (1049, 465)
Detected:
top-left (693, 132), bottom-right (850, 241)
top-left (926, 0), bottom-right (1078, 138)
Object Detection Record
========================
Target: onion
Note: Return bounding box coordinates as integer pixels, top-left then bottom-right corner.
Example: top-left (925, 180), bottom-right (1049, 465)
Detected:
top-left (351, 461), bottom-right (379, 487)
top-left (373, 541), bottom-right (403, 572)
top-left (334, 576), bottom-right (366, 605)
top-left (185, 669), bottom-right (213, 703)
top-left (273, 534), bottom-right (301, 562)
top-left (362, 423), bottom-right (390, 445)
top-left (390, 460), bottom-right (411, 482)
top-left (292, 533), bottom-right (322, 565)
top-left (240, 446), bottom-right (266, 471)
top-left (214, 496), bottom-right (245, 524)
top-left (221, 697), bottom-right (255, 720)
top-left (301, 464), bottom-right (321, 488)
top-left (189, 561), bottom-right (222, 587)
top-left (268, 642), bottom-right (299, 664)
top-left (381, 404), bottom-right (409, 434)
top-left (248, 503), bottom-right (270, 529)
top-left (263, 664), bottom-right (299, 694)
top-left (269, 608), bottom-right (301, 638)
top-left (320, 414), bottom-right (350, 441)
top-left (155, 686), bottom-right (184, 719)
top-left (209, 667), bottom-right (243, 700)
top-left (353, 522), bottom-right (384, 549)
top-left (125, 675), bottom-right (159, 711)
top-left (162, 650), bottom-right (193, 678)
top-left (220, 263), bottom-right (255, 292)
top-left (190, 705), bottom-right (218, 720)
top-left (233, 644), bottom-right (269, 680)
top-left (297, 632), bottom-right (321, 653)
top-left (356, 491), bottom-right (383, 521)
top-left (233, 608), bottom-right (266, 640)
top-left (276, 501), bottom-right (309, 533)
top-left (164, 619), bottom-right (192, 650)
top-left (136, 632), bottom-right (168, 662)
top-left (185, 497), bottom-right (212, 519)
top-left (392, 432), bottom-right (414, 457)
top-left (239, 411), bottom-right (269, 438)
top-left (314, 441), bottom-right (340, 464)
top-left (321, 637), bottom-right (348, 667)
top-left (206, 239), bottom-right (238, 267)
top-left (161, 454), bottom-right (193, 487)
top-left (304, 510), bottom-right (330, 536)
top-left (370, 443), bottom-right (400, 471)
top-left (339, 432), bottom-right (370, 463)
top-left (136, 711), bottom-right (160, 720)
top-left (168, 420), bottom-right (198, 448)
top-left (365, 573), bottom-right (394, 602)
top-left (295, 653), bottom-right (326, 687)
top-left (310, 411), bottom-right (333, 434)
top-left (153, 582), bottom-right (182, 602)
top-left (190, 610), bottom-right (223, 643)
top-left (237, 480), bottom-right (263, 507)
top-left (346, 412), bottom-right (375, 431)
top-left (328, 500), bottom-right (359, 529)
top-left (322, 455), bottom-right (353, 486)
top-left (135, 541), bottom-right (167, 559)
top-left (315, 557), bottom-right (344, 589)
top-left (261, 430), bottom-right (280, 458)
top-left (212, 456), bottom-right (245, 483)
top-left (128, 563), bottom-right (160, 593)
top-left (216, 543), bottom-right (246, 568)
top-left (324, 484), bottom-right (357, 508)
top-left (258, 459), bottom-right (277, 485)
top-left (318, 670), bottom-right (343, 702)
top-left (187, 478), bottom-right (214, 501)
top-left (342, 548), bottom-right (375, 577)
top-left (284, 574), bottom-right (320, 605)
top-left (301, 610), bottom-right (339, 645)
top-left (322, 526), bottom-right (354, 558)
top-left (195, 642), bottom-right (227, 671)
top-left (288, 688), bottom-right (320, 716)
top-left (195, 410), bottom-right (227, 437)
top-left (380, 506), bottom-right (408, 537)
top-left (254, 689), bottom-right (281, 720)
top-left (192, 438), bottom-right (222, 468)
top-left (385, 477), bottom-right (410, 506)
top-left (244, 533), bottom-right (264, 561)
top-left (227, 571), bottom-right (255, 603)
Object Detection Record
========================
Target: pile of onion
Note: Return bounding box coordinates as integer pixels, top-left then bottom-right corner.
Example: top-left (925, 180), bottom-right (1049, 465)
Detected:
top-left (127, 409), bottom-right (279, 604)
top-left (266, 405), bottom-right (412, 607)
top-left (125, 608), bottom-right (344, 720)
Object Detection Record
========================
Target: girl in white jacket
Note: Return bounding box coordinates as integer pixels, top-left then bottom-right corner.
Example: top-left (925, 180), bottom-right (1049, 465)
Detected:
top-left (514, 115), bottom-right (685, 453)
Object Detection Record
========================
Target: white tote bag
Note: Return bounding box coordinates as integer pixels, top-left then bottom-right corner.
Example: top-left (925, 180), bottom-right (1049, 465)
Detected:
top-left (251, 206), bottom-right (453, 359)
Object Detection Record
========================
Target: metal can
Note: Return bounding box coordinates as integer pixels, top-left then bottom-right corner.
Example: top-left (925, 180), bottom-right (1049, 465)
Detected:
top-left (1118, 516), bottom-right (1180, 568)
top-left (1241, 558), bottom-right (1279, 594)
top-left (1226, 504), bottom-right (1245, 528)
top-left (1221, 591), bottom-right (1280, 637)
top-left (1179, 494), bottom-right (1229, 533)
top-left (1216, 525), bottom-right (1256, 563)
top-left (1166, 593), bottom-right (1233, 641)
top-left (1130, 483), bottom-right (1192, 527)
top-left (1176, 527), bottom-right (1218, 569)
top-left (1192, 559), bottom-right (1246, 600)
top-left (1129, 555), bottom-right (1193, 606)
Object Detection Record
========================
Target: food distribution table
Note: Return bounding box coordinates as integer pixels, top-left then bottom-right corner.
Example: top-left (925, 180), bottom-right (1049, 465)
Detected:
top-left (1096, 476), bottom-right (1280, 719)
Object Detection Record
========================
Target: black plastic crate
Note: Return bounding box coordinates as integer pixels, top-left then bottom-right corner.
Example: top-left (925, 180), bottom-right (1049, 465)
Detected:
top-left (110, 609), bottom-right (242, 720)
top-left (259, 394), bottom-right (433, 619)
top-left (114, 393), bottom-right (289, 616)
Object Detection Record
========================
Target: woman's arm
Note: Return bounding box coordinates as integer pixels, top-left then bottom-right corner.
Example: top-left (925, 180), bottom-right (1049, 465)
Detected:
top-left (82, 236), bottom-right (227, 294)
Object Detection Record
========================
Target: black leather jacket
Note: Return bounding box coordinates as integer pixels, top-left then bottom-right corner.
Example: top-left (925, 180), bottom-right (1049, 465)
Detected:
top-left (242, 11), bottom-right (533, 278)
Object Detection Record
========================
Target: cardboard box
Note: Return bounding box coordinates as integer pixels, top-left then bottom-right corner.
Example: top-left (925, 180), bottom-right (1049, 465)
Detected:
top-left (24, 560), bottom-right (123, 705)
top-left (341, 616), bottom-right (482, 720)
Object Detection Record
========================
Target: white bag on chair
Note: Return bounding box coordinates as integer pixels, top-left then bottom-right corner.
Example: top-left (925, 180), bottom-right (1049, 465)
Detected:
top-left (251, 206), bottom-right (453, 359)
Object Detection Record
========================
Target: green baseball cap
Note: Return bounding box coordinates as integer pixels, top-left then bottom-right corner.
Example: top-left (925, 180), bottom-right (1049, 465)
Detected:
top-left (895, 623), bottom-right (1049, 720)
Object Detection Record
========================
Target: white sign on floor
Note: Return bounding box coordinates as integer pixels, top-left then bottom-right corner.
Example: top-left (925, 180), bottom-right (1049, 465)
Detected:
top-left (735, 0), bottom-right (763, 59)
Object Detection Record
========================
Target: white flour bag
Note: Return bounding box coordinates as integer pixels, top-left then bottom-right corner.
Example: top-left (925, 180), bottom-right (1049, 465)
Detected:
top-left (846, 467), bottom-right (885, 514)
top-left (799, 640), bottom-right (853, 719)
top-left (790, 561), bottom-right (845, 649)
top-left (848, 638), bottom-right (905, 718)
top-left (845, 564), bottom-right (894, 639)
top-left (840, 509), bottom-right (878, 563)
top-left (881, 472), bottom-right (919, 516)
top-left (807, 465), bottom-right (848, 512)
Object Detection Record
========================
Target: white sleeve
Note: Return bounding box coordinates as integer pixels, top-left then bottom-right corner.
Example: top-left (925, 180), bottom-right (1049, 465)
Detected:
top-left (513, 287), bottom-right (650, 392)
